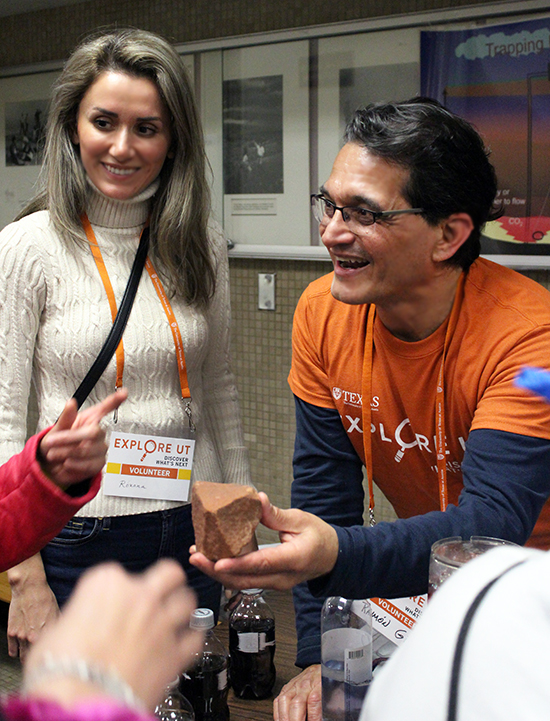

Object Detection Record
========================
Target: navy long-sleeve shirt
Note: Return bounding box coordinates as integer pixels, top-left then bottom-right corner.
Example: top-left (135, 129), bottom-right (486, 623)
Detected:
top-left (291, 396), bottom-right (550, 667)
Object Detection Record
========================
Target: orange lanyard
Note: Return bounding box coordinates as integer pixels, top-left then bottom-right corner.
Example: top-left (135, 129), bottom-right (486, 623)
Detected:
top-left (144, 258), bottom-right (195, 431)
top-left (361, 305), bottom-right (377, 527)
top-left (361, 274), bottom-right (465, 524)
top-left (82, 214), bottom-right (195, 430)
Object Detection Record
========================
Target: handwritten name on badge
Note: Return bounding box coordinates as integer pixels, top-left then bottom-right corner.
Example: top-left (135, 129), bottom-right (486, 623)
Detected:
top-left (370, 595), bottom-right (426, 646)
top-left (104, 432), bottom-right (195, 502)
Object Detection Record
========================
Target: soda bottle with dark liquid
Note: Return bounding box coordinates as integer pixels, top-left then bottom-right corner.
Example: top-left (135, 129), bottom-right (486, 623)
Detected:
top-left (179, 609), bottom-right (230, 721)
top-left (228, 588), bottom-right (276, 699)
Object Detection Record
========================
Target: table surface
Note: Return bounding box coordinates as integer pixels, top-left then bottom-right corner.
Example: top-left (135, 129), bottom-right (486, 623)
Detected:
top-left (216, 588), bottom-right (300, 721)
top-left (0, 572), bottom-right (10, 603)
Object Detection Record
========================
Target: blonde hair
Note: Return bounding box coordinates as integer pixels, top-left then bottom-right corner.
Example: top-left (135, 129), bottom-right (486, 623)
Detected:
top-left (18, 28), bottom-right (215, 307)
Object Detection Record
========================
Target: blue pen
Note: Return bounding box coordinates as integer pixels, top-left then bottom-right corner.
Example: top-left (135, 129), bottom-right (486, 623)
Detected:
top-left (514, 367), bottom-right (550, 403)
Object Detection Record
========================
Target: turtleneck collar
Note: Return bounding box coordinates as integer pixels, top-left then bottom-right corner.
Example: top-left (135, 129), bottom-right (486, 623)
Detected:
top-left (85, 176), bottom-right (160, 229)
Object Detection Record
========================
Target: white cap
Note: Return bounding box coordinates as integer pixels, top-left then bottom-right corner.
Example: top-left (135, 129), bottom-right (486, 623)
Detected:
top-left (242, 589), bottom-right (263, 595)
top-left (190, 608), bottom-right (215, 630)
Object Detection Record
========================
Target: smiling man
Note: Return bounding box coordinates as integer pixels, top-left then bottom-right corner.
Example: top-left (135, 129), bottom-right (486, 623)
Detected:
top-left (282, 97), bottom-right (550, 720)
top-left (190, 98), bottom-right (550, 721)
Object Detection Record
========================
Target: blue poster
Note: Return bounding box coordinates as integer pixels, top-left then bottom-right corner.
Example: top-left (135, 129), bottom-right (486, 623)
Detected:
top-left (421, 17), bottom-right (550, 254)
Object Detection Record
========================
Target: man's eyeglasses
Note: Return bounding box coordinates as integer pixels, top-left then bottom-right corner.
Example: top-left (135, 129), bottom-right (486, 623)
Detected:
top-left (310, 194), bottom-right (424, 230)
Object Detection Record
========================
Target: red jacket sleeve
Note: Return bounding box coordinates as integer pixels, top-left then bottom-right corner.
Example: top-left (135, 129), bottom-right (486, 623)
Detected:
top-left (0, 428), bottom-right (101, 572)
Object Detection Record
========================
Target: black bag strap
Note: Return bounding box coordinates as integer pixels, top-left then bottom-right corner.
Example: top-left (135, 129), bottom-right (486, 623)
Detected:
top-left (447, 558), bottom-right (526, 721)
top-left (72, 226), bottom-right (150, 409)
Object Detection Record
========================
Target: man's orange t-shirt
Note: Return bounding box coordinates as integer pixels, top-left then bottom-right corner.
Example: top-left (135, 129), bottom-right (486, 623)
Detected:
top-left (289, 258), bottom-right (550, 548)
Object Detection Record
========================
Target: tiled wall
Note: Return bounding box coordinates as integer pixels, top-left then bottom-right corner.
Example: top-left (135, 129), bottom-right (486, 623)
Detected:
top-left (0, 0), bottom-right (505, 68)
top-left (228, 258), bottom-right (330, 543)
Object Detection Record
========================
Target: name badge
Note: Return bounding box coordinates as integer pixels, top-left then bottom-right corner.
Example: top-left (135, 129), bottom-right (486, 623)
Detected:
top-left (104, 432), bottom-right (195, 502)
top-left (369, 595), bottom-right (426, 647)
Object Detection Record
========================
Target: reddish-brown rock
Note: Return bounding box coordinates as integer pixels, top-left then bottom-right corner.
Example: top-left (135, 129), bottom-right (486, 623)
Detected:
top-left (191, 481), bottom-right (261, 561)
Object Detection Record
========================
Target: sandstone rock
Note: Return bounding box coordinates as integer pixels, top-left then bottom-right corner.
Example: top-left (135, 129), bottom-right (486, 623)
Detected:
top-left (192, 481), bottom-right (261, 561)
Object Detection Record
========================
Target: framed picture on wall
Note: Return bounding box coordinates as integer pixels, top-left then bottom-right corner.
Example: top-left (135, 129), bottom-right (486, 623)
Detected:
top-left (223, 41), bottom-right (310, 247)
top-left (200, 40), bottom-right (311, 249)
top-left (422, 15), bottom-right (550, 267)
top-left (316, 28), bottom-right (421, 191)
top-left (0, 69), bottom-right (59, 230)
top-left (5, 98), bottom-right (47, 167)
top-left (223, 74), bottom-right (283, 196)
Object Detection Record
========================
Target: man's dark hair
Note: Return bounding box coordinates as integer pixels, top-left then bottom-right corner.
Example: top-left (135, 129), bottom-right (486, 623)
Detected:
top-left (344, 97), bottom-right (502, 270)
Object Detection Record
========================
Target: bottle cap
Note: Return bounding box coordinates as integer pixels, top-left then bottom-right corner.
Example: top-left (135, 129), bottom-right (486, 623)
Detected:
top-left (190, 608), bottom-right (215, 629)
top-left (242, 588), bottom-right (263, 595)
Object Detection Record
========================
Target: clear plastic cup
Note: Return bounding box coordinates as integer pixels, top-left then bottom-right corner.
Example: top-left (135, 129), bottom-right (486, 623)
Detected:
top-left (428, 535), bottom-right (517, 598)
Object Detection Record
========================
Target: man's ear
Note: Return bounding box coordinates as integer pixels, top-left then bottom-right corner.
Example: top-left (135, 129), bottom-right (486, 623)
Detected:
top-left (432, 213), bottom-right (474, 263)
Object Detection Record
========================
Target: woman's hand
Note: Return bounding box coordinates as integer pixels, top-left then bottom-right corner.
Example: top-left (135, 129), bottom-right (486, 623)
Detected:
top-left (24, 560), bottom-right (204, 711)
top-left (7, 555), bottom-right (60, 662)
top-left (38, 389), bottom-right (127, 490)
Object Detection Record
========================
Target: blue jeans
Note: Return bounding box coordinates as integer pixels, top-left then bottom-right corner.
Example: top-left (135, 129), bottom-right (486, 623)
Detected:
top-left (41, 504), bottom-right (221, 617)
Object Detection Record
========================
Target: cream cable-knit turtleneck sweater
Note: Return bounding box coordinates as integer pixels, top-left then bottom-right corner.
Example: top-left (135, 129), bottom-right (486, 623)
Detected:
top-left (0, 181), bottom-right (251, 518)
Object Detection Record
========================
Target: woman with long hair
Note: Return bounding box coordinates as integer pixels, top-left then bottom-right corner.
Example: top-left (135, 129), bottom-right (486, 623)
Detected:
top-left (0, 27), bottom-right (250, 659)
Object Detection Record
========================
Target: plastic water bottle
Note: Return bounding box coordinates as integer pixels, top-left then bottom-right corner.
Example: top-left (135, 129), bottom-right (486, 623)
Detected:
top-left (155, 679), bottom-right (195, 721)
top-left (228, 588), bottom-right (276, 699)
top-left (179, 609), bottom-right (230, 721)
top-left (321, 597), bottom-right (372, 721)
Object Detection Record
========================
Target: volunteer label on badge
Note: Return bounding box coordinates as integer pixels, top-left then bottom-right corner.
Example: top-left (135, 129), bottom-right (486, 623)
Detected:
top-left (369, 595), bottom-right (426, 647)
top-left (104, 432), bottom-right (195, 501)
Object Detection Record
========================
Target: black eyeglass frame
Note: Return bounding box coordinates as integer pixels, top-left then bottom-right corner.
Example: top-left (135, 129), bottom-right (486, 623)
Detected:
top-left (310, 193), bottom-right (425, 227)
